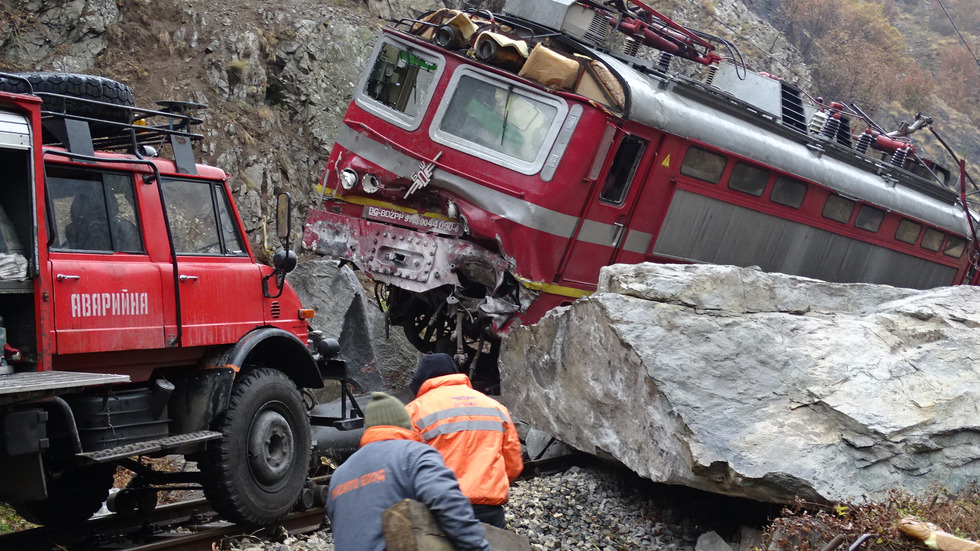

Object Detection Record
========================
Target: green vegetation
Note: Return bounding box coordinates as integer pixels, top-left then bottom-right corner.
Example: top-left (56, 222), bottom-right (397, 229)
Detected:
top-left (0, 503), bottom-right (35, 534)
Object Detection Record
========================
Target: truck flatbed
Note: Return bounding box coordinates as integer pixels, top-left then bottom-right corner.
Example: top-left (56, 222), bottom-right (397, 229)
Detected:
top-left (0, 371), bottom-right (130, 405)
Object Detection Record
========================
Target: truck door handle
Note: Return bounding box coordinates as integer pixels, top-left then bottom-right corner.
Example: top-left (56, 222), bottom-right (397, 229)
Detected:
top-left (56, 274), bottom-right (80, 281)
top-left (179, 275), bottom-right (199, 282)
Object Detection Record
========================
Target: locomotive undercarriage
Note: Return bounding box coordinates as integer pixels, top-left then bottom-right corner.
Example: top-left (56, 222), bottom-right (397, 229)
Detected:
top-left (305, 205), bottom-right (537, 391)
top-left (377, 270), bottom-right (530, 393)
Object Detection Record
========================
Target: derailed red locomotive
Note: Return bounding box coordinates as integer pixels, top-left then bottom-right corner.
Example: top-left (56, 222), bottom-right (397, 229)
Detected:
top-left (303, 0), bottom-right (978, 388)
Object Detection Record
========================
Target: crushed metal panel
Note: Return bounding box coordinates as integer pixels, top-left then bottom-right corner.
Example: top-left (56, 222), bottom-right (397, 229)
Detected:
top-left (304, 207), bottom-right (510, 294)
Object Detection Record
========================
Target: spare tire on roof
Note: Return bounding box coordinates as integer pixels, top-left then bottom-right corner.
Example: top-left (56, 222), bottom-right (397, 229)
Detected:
top-left (0, 72), bottom-right (135, 127)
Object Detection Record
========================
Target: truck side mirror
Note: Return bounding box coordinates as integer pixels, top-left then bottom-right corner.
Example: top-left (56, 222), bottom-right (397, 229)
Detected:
top-left (263, 192), bottom-right (296, 298)
top-left (273, 248), bottom-right (297, 274)
top-left (276, 192), bottom-right (292, 249)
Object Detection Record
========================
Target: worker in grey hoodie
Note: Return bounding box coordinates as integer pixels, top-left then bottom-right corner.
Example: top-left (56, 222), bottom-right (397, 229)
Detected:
top-left (326, 392), bottom-right (492, 551)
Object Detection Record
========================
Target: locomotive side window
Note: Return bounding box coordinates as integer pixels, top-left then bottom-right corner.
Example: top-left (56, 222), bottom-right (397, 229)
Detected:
top-left (854, 205), bottom-right (884, 232)
top-left (895, 219), bottom-right (922, 244)
top-left (600, 135), bottom-right (646, 204)
top-left (160, 178), bottom-right (246, 256)
top-left (47, 169), bottom-right (143, 253)
top-left (431, 67), bottom-right (567, 174)
top-left (945, 236), bottom-right (966, 258)
top-left (921, 228), bottom-right (944, 252)
top-left (356, 39), bottom-right (443, 131)
top-left (680, 147), bottom-right (726, 183)
top-left (822, 194), bottom-right (855, 223)
top-left (770, 176), bottom-right (807, 208)
top-left (728, 162), bottom-right (769, 196)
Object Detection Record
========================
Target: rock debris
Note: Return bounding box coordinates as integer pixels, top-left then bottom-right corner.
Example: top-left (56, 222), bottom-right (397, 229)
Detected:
top-left (219, 462), bottom-right (757, 551)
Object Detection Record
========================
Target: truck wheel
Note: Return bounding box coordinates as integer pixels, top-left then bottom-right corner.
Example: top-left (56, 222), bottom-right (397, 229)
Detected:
top-left (12, 462), bottom-right (116, 525)
top-left (202, 368), bottom-right (311, 526)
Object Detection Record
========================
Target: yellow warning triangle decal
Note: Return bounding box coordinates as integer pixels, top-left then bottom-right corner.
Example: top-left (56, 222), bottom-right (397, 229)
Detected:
top-left (661, 154), bottom-right (671, 167)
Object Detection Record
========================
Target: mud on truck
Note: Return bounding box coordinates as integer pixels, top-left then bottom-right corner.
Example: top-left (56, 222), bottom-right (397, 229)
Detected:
top-left (0, 72), bottom-right (359, 527)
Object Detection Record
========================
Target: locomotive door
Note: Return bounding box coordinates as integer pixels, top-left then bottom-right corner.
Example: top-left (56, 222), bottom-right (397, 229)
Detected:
top-left (557, 125), bottom-right (655, 288)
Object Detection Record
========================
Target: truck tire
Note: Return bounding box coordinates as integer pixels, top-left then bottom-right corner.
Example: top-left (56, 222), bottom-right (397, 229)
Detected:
top-left (202, 368), bottom-right (312, 526)
top-left (0, 73), bottom-right (135, 134)
top-left (11, 462), bottom-right (116, 525)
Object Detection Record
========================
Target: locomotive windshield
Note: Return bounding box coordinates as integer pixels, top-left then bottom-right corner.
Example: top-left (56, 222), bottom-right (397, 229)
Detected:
top-left (431, 68), bottom-right (568, 174)
top-left (437, 75), bottom-right (556, 163)
top-left (358, 39), bottom-right (442, 130)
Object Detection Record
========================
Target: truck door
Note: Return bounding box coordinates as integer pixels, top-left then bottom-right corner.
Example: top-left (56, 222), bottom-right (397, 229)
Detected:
top-left (557, 125), bottom-right (655, 287)
top-left (46, 167), bottom-right (168, 354)
top-left (158, 177), bottom-right (263, 348)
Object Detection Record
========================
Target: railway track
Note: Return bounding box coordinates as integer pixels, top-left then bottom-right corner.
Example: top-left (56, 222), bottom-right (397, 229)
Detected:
top-left (1, 497), bottom-right (327, 551)
top-left (2, 455), bottom-right (581, 551)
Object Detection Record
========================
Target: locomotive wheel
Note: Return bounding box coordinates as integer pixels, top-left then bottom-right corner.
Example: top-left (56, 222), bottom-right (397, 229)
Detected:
top-left (403, 307), bottom-right (454, 353)
top-left (202, 368), bottom-right (311, 526)
top-left (12, 462), bottom-right (116, 525)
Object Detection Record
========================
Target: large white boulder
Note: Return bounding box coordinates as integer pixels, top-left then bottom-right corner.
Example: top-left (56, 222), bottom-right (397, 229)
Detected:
top-left (500, 263), bottom-right (980, 504)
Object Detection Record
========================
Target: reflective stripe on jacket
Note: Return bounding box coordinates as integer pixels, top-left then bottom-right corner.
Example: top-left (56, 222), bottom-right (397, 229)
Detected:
top-left (406, 374), bottom-right (523, 505)
top-left (327, 425), bottom-right (491, 551)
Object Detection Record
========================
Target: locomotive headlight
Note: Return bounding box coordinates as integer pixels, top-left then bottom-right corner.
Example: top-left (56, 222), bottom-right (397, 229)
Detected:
top-left (446, 200), bottom-right (459, 219)
top-left (361, 173), bottom-right (381, 194)
top-left (339, 168), bottom-right (358, 190)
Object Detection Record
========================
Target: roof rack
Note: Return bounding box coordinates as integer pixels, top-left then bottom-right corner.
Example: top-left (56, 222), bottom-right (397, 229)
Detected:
top-left (28, 88), bottom-right (205, 175)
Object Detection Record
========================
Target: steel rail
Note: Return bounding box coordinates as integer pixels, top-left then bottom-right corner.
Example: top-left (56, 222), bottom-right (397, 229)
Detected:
top-left (3, 454), bottom-right (585, 550)
top-left (123, 508), bottom-right (326, 551)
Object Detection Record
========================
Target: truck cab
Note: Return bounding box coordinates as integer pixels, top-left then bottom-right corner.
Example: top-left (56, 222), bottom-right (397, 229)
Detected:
top-left (0, 72), bottom-right (349, 527)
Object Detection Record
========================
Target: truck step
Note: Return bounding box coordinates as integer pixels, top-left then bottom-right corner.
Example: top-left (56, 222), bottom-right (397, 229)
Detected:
top-left (77, 430), bottom-right (222, 464)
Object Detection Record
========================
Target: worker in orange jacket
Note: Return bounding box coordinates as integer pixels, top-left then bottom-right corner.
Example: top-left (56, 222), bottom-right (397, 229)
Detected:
top-left (405, 353), bottom-right (524, 529)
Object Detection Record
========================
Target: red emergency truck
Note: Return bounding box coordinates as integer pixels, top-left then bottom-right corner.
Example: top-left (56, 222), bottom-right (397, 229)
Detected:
top-left (0, 72), bottom-right (346, 527)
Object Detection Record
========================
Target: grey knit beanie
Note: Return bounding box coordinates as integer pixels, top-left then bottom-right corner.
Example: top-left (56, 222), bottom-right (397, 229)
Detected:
top-left (363, 392), bottom-right (412, 430)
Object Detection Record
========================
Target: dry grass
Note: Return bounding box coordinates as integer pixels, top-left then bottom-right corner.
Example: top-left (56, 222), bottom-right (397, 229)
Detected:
top-left (761, 483), bottom-right (980, 550)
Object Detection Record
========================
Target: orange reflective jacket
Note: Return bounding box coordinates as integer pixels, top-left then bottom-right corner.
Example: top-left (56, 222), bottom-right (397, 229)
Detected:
top-left (405, 374), bottom-right (523, 505)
